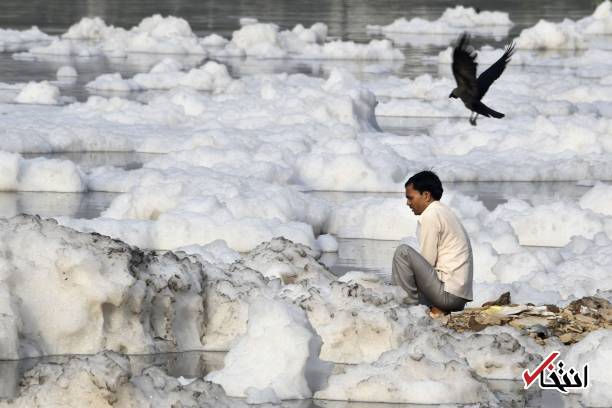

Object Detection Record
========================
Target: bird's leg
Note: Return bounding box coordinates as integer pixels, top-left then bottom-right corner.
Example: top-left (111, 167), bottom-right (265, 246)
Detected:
top-left (473, 113), bottom-right (479, 126)
top-left (469, 111), bottom-right (476, 126)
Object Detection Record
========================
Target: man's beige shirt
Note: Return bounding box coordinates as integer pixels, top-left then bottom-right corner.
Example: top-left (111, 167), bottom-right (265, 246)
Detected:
top-left (417, 200), bottom-right (473, 300)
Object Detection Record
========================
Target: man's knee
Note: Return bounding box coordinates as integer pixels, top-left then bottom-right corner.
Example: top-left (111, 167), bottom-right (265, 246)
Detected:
top-left (393, 244), bottom-right (417, 259)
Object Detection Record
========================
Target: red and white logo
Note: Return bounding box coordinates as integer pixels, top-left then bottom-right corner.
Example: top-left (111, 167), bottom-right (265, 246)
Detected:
top-left (522, 351), bottom-right (589, 394)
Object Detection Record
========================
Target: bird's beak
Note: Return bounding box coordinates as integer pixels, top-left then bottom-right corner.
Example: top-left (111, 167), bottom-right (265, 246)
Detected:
top-left (448, 92), bottom-right (453, 98)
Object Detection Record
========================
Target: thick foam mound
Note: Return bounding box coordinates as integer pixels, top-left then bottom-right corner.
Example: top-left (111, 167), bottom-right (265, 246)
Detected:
top-left (563, 329), bottom-right (612, 407)
top-left (13, 81), bottom-right (61, 105)
top-left (56, 65), bottom-right (77, 79)
top-left (24, 15), bottom-right (206, 57)
top-left (516, 19), bottom-right (586, 50)
top-left (19, 16), bottom-right (404, 60)
top-left (367, 6), bottom-right (512, 35)
top-left (86, 60), bottom-right (239, 93)
top-left (0, 26), bottom-right (52, 52)
top-left (515, 1), bottom-right (612, 49)
top-left (212, 21), bottom-right (404, 60)
top-left (315, 339), bottom-right (495, 404)
top-left (206, 297), bottom-right (331, 401)
top-left (0, 351), bottom-right (234, 407)
top-left (0, 215), bottom-right (214, 358)
top-left (0, 152), bottom-right (86, 192)
top-left (1, 217), bottom-right (611, 405)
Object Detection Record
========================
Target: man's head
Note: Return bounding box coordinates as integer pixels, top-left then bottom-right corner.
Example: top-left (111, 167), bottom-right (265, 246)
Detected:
top-left (404, 171), bottom-right (443, 215)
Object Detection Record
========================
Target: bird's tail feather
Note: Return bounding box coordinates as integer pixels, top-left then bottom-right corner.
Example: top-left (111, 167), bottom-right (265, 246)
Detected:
top-left (475, 102), bottom-right (504, 119)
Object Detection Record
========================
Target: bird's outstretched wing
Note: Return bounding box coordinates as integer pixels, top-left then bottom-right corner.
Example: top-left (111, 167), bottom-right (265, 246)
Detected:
top-left (452, 33), bottom-right (479, 99)
top-left (477, 41), bottom-right (515, 99)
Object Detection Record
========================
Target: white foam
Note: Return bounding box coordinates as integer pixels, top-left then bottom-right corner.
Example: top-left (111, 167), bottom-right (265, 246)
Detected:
top-left (580, 0), bottom-right (612, 34)
top-left (579, 182), bottom-right (612, 215)
top-left (14, 81), bottom-right (61, 105)
top-left (0, 216), bottom-right (210, 358)
top-left (0, 26), bottom-right (52, 52)
top-left (514, 1), bottom-right (612, 49)
top-left (20, 16), bottom-right (403, 60)
top-left (564, 329), bottom-right (612, 406)
top-left (316, 234), bottom-right (339, 252)
top-left (315, 335), bottom-right (496, 404)
top-left (87, 60), bottom-right (238, 93)
top-left (211, 22), bottom-right (404, 60)
top-left (517, 19), bottom-right (586, 50)
top-left (24, 15), bottom-right (206, 57)
top-left (206, 297), bottom-right (331, 400)
top-left (367, 6), bottom-right (512, 36)
top-left (56, 65), bottom-right (77, 79)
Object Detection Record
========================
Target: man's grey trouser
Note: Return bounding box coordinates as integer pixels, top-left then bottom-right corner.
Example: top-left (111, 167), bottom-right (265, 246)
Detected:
top-left (392, 244), bottom-right (467, 312)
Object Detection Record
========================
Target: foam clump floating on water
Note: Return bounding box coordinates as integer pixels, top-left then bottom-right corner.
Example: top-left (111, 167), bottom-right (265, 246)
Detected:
top-left (579, 182), bottom-right (612, 216)
top-left (429, 2), bottom-right (612, 54)
top-left (86, 59), bottom-right (240, 93)
top-left (62, 16), bottom-right (118, 40)
top-left (0, 151), bottom-right (85, 192)
top-left (435, 43), bottom-right (612, 68)
top-left (576, 0), bottom-right (612, 35)
top-left (83, 73), bottom-right (142, 92)
top-left (56, 65), bottom-right (77, 79)
top-left (516, 19), bottom-right (586, 50)
top-left (0, 26), bottom-right (52, 53)
top-left (15, 15), bottom-right (404, 60)
top-left (13, 81), bottom-right (60, 105)
top-left (239, 17), bottom-right (259, 27)
top-left (515, 1), bottom-right (612, 49)
top-left (367, 5), bottom-right (512, 35)
top-left (200, 32), bottom-right (228, 47)
top-left (24, 39), bottom-right (102, 57)
top-left (212, 21), bottom-right (404, 60)
top-left (494, 199), bottom-right (612, 247)
top-left (66, 164), bottom-right (329, 251)
top-left (22, 15), bottom-right (206, 58)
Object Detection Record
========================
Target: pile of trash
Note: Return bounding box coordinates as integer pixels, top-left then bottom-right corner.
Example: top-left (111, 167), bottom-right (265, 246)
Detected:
top-left (440, 292), bottom-right (612, 345)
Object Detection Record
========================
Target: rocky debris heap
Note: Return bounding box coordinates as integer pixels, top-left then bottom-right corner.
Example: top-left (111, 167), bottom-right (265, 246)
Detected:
top-left (441, 292), bottom-right (612, 345)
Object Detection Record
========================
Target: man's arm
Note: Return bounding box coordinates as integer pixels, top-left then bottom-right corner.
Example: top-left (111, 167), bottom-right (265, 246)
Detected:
top-left (418, 212), bottom-right (441, 267)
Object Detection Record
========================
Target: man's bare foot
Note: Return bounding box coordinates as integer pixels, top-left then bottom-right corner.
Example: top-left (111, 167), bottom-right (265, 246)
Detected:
top-left (429, 306), bottom-right (446, 318)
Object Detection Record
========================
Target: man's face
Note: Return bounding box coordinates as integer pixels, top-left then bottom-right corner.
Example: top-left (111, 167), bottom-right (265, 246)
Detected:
top-left (405, 184), bottom-right (431, 215)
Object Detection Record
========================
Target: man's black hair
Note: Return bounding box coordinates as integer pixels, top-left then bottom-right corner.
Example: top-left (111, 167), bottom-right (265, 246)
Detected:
top-left (405, 170), bottom-right (443, 200)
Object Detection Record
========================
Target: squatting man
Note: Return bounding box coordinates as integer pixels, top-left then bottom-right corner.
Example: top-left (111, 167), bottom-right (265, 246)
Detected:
top-left (392, 171), bottom-right (473, 316)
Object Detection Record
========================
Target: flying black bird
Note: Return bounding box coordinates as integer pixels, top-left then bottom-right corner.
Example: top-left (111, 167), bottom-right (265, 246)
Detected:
top-left (449, 33), bottom-right (515, 126)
